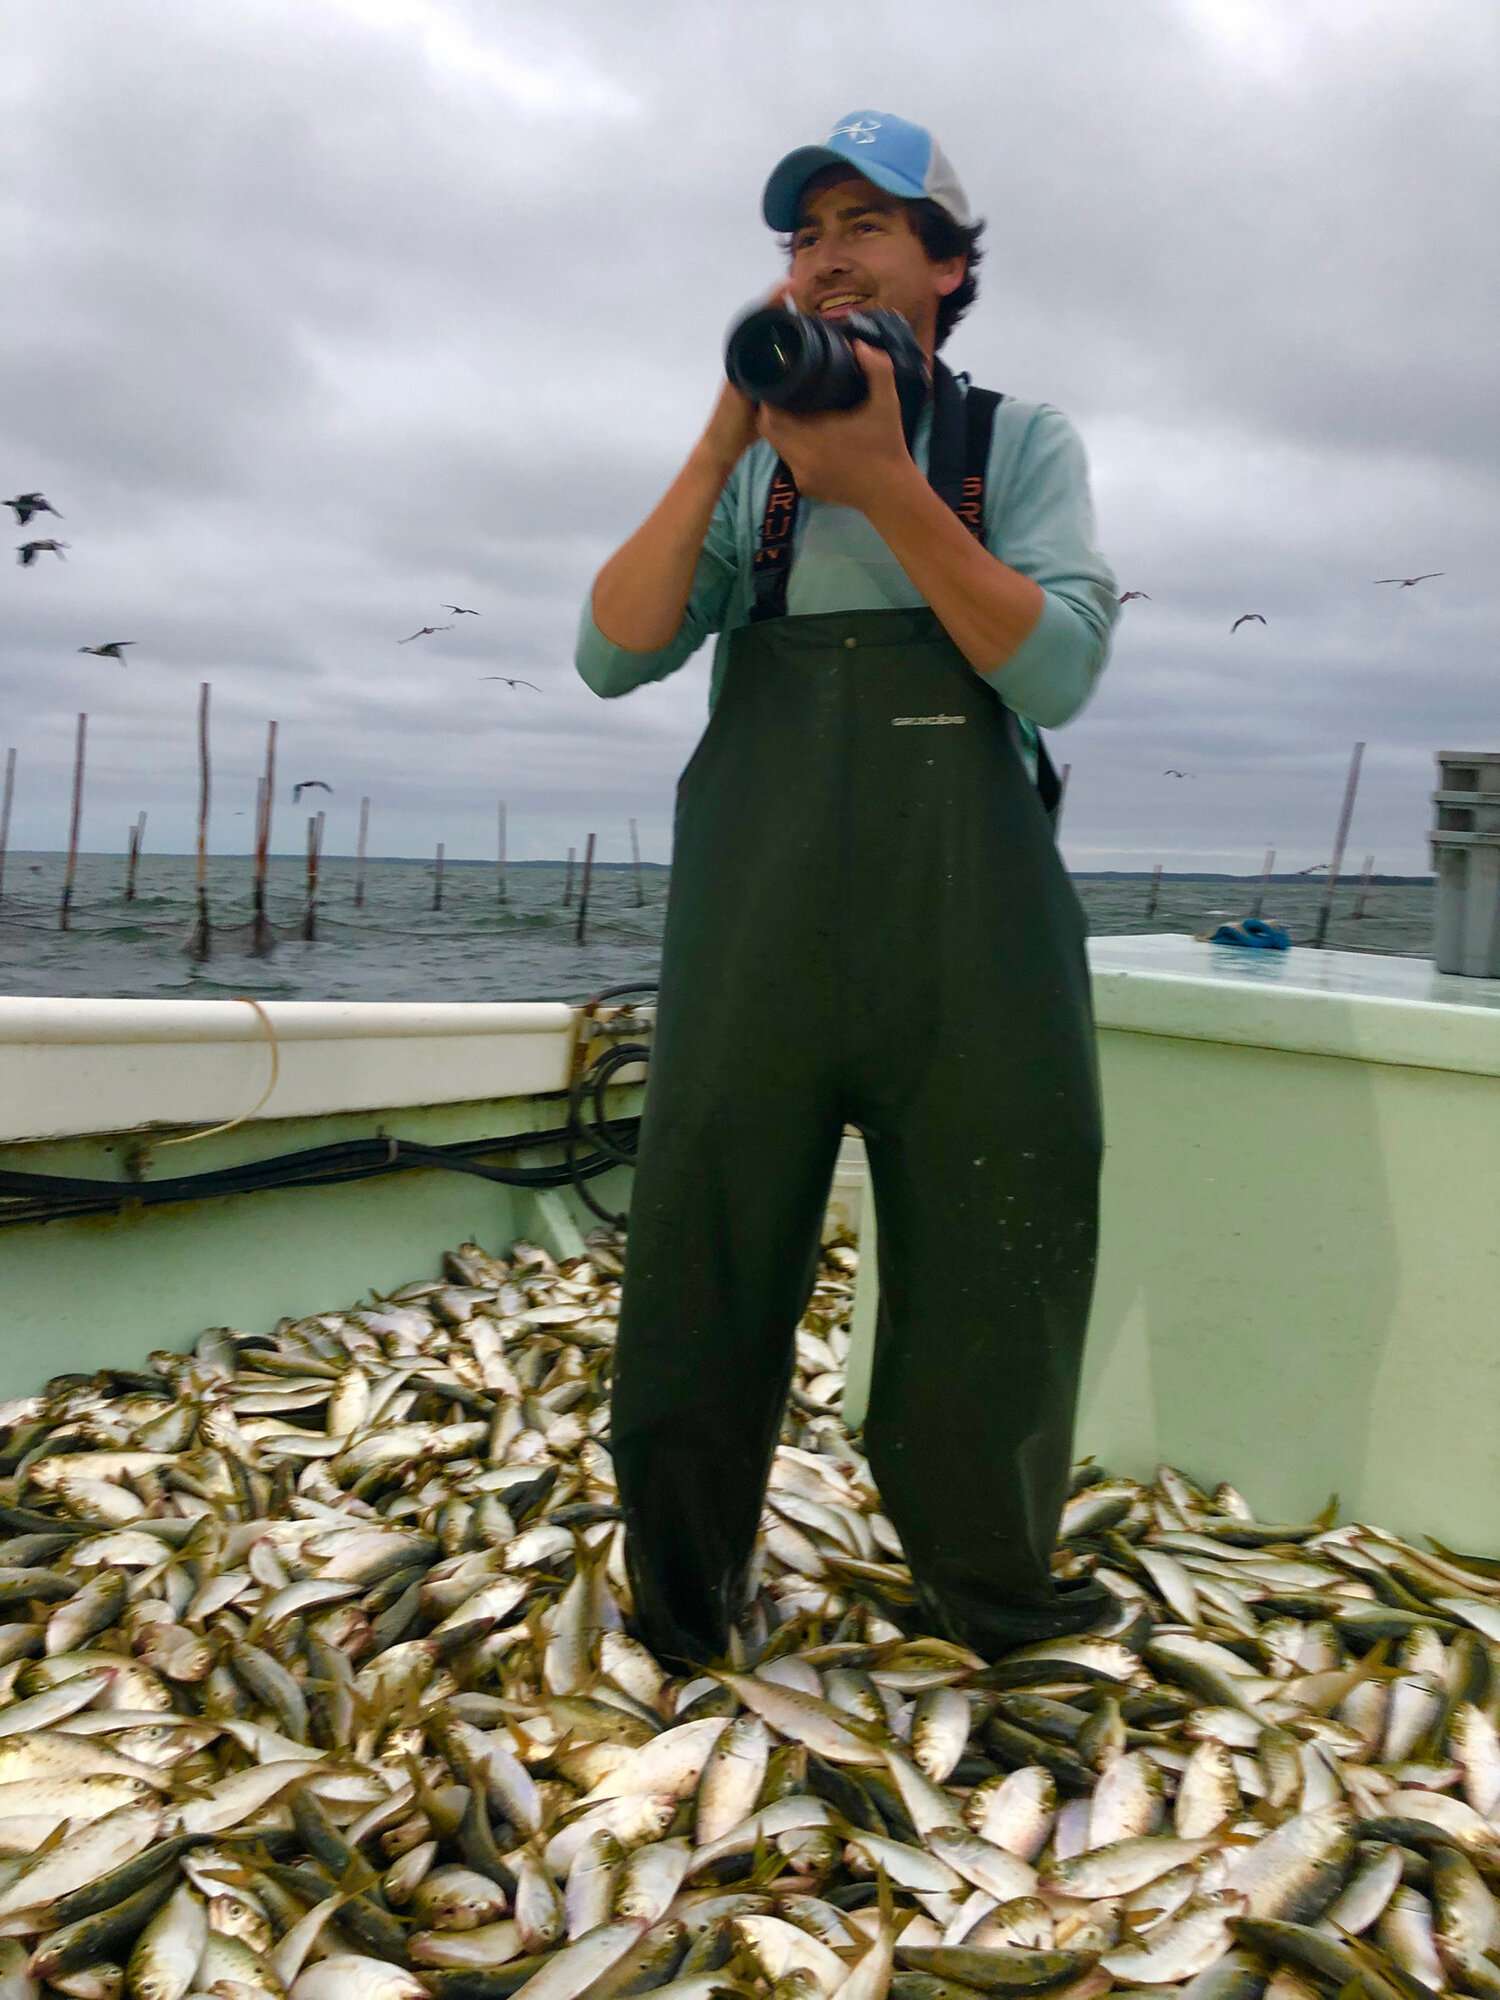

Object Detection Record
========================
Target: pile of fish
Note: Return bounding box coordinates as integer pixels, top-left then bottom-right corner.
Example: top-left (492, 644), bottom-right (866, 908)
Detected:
top-left (1, 1232), bottom-right (1500, 2000)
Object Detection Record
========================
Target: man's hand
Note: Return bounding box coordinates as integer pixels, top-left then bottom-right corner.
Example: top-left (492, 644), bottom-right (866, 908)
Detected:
top-left (696, 281), bottom-right (795, 477)
top-left (757, 342), bottom-right (921, 516)
top-left (697, 379), bottom-right (760, 479)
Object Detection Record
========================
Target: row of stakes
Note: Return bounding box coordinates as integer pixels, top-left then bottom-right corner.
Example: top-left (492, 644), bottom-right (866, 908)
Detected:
top-left (0, 685), bottom-right (648, 957)
top-left (0, 702), bottom-right (1377, 954)
top-left (1141, 847), bottom-right (1379, 925)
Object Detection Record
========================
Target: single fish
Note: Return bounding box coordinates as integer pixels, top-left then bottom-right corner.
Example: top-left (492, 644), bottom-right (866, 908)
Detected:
top-left (892, 1946), bottom-right (1100, 1993)
top-left (1174, 1739), bottom-right (1239, 1838)
top-left (289, 1957), bottom-right (430, 2000)
top-left (696, 1716), bottom-right (770, 1846)
top-left (126, 1881), bottom-right (207, 2000)
top-left (0, 1802), bottom-right (167, 1918)
top-left (964, 1770), bottom-right (1056, 1861)
top-left (715, 1675), bottom-right (884, 1767)
top-left (1101, 1893), bottom-right (1246, 1985)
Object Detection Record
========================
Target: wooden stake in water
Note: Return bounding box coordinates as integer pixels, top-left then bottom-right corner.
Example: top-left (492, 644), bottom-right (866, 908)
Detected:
top-left (188, 682), bottom-right (212, 961)
top-left (1249, 846), bottom-right (1275, 919)
top-left (574, 831), bottom-right (596, 944)
top-left (1352, 852), bottom-right (1375, 919)
top-left (563, 845), bottom-right (575, 906)
top-left (1054, 762), bottom-right (1072, 832)
top-left (432, 841), bottom-right (445, 911)
top-left (497, 800), bottom-right (508, 904)
top-left (301, 810), bottom-right (324, 940)
top-left (629, 817), bottom-right (644, 907)
top-left (300, 814), bottom-right (313, 939)
top-left (1143, 862), bottom-right (1163, 921)
top-left (354, 795), bottom-right (370, 909)
top-left (0, 748), bottom-right (16, 908)
top-left (1313, 740), bottom-right (1365, 948)
top-left (124, 811), bottom-right (146, 901)
top-left (252, 720), bottom-right (278, 956)
top-left (60, 712), bottom-right (87, 932)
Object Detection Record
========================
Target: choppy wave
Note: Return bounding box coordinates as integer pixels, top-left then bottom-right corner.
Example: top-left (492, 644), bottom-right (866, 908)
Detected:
top-left (0, 853), bottom-right (1434, 1002)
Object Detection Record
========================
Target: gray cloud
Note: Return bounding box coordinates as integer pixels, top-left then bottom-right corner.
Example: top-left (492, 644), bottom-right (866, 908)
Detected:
top-left (1, 0), bottom-right (1493, 876)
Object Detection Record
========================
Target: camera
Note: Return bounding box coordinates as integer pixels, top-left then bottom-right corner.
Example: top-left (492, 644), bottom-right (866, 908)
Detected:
top-left (725, 305), bottom-right (930, 440)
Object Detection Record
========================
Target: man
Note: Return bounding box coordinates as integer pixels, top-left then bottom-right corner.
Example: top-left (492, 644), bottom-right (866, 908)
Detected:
top-left (577, 111), bottom-right (1119, 1666)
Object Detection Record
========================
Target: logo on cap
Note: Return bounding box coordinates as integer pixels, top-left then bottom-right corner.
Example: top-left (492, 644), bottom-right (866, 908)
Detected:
top-left (830, 117), bottom-right (881, 144)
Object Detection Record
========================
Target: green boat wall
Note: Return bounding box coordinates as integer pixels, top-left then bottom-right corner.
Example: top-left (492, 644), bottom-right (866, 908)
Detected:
top-left (3, 940), bottom-right (1498, 1547)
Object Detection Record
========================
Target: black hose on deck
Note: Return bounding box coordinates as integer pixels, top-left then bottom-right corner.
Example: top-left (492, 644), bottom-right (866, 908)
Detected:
top-left (0, 1119), bottom-right (639, 1228)
top-left (562, 982), bottom-right (658, 1230)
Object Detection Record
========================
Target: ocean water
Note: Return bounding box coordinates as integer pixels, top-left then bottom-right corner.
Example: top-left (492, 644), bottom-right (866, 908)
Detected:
top-left (0, 851), bottom-right (1436, 1004)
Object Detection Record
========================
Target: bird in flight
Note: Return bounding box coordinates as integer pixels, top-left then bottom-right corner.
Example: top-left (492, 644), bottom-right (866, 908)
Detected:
top-left (292, 780), bottom-right (333, 803)
top-left (399, 625), bottom-right (453, 642)
top-left (444, 605), bottom-right (481, 616)
top-left (480, 676), bottom-right (540, 692)
top-left (1231, 613), bottom-right (1266, 633)
top-left (1374, 573), bottom-right (1443, 587)
top-left (17, 540), bottom-right (68, 566)
top-left (5, 493), bottom-right (62, 525)
top-left (79, 641), bottom-right (136, 661)
top-left (1163, 769), bottom-right (1196, 779)
top-left (1118, 590), bottom-right (1151, 603)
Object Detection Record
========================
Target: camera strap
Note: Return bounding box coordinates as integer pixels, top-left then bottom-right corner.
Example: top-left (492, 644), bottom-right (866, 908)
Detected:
top-left (747, 360), bottom-right (1063, 822)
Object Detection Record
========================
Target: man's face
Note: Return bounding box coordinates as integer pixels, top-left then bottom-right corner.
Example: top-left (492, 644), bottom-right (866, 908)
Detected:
top-left (785, 169), bottom-right (965, 357)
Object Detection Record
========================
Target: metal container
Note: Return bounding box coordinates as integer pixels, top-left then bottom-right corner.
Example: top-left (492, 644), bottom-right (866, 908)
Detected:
top-left (1432, 751), bottom-right (1500, 976)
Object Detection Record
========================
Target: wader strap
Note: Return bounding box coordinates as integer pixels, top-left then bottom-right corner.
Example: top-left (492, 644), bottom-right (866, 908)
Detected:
top-left (745, 363), bottom-right (1062, 819)
top-left (750, 361), bottom-right (1001, 624)
top-left (749, 464), bottom-right (800, 624)
top-left (926, 359), bottom-right (977, 519)
top-left (960, 379), bottom-right (1000, 536)
top-left (928, 368), bottom-right (1064, 823)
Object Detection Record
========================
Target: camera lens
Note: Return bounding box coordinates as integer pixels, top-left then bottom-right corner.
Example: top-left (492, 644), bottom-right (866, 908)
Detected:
top-left (725, 309), bottom-right (814, 403)
top-left (725, 304), bottom-right (917, 417)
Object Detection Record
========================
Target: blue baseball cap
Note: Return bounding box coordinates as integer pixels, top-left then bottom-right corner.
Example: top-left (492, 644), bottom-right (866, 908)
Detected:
top-left (762, 111), bottom-right (972, 232)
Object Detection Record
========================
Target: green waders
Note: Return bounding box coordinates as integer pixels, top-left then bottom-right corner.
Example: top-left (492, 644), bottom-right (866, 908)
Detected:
top-left (611, 605), bottom-right (1106, 1667)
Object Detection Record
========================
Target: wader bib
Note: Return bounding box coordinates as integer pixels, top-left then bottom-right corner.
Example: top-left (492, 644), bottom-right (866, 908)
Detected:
top-left (611, 367), bottom-right (1106, 1664)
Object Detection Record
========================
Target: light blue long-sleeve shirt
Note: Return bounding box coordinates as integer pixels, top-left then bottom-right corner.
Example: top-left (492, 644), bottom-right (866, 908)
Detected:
top-left (575, 382), bottom-right (1118, 749)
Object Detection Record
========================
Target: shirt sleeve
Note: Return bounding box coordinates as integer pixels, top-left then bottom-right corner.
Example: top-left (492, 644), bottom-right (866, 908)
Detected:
top-left (979, 404), bottom-right (1118, 729)
top-left (575, 472), bottom-right (744, 698)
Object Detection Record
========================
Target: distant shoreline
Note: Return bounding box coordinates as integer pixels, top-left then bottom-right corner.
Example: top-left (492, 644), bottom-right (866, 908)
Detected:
top-left (1068, 871), bottom-right (1432, 886)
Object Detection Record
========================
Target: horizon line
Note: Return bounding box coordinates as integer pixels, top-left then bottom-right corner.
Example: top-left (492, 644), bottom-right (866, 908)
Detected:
top-left (0, 852), bottom-right (1438, 883)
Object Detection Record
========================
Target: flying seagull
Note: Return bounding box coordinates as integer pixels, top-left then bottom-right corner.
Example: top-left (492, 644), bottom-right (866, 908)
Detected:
top-left (1163, 769), bottom-right (1196, 779)
top-left (1231, 613), bottom-right (1266, 633)
top-left (17, 540), bottom-right (68, 565)
top-left (399, 624), bottom-right (453, 642)
top-left (292, 780), bottom-right (333, 803)
top-left (480, 676), bottom-right (541, 692)
top-left (444, 605), bottom-right (481, 616)
top-left (79, 641), bottom-right (136, 661)
top-left (1118, 590), bottom-right (1151, 603)
top-left (5, 493), bottom-right (62, 525)
top-left (1374, 573), bottom-right (1444, 587)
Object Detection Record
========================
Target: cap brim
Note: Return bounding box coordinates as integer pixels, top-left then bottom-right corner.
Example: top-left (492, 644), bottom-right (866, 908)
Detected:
top-left (762, 143), bottom-right (925, 230)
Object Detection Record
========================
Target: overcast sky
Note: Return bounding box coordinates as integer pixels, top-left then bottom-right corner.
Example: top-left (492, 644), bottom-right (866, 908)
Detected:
top-left (2, 0), bottom-right (1494, 873)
